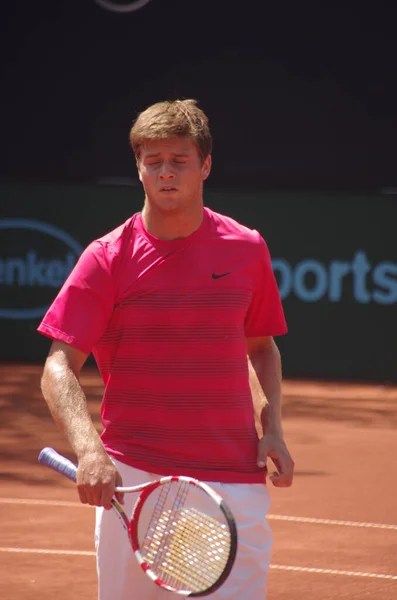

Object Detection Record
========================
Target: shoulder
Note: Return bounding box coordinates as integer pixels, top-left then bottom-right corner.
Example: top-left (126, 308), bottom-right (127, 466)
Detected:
top-left (94, 214), bottom-right (138, 250)
top-left (70, 215), bottom-right (139, 282)
top-left (204, 207), bottom-right (267, 250)
top-left (82, 214), bottom-right (139, 262)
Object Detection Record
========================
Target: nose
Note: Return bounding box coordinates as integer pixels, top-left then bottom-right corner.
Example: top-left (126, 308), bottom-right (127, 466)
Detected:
top-left (159, 161), bottom-right (175, 179)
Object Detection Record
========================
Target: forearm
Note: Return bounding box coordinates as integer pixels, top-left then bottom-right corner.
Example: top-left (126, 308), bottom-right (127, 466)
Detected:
top-left (41, 358), bottom-right (104, 460)
top-left (248, 340), bottom-right (283, 435)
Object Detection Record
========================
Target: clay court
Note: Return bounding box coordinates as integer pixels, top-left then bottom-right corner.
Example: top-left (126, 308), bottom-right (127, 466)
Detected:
top-left (1, 363), bottom-right (396, 600)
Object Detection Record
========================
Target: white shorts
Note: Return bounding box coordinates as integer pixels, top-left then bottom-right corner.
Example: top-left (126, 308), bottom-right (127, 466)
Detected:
top-left (95, 459), bottom-right (273, 600)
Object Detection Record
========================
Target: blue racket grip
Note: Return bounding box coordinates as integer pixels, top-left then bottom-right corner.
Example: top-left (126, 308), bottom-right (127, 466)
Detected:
top-left (38, 447), bottom-right (77, 483)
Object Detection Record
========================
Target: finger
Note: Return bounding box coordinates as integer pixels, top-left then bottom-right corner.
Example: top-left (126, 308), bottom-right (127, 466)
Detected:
top-left (270, 472), bottom-right (294, 487)
top-left (100, 484), bottom-right (115, 511)
top-left (78, 485), bottom-right (97, 506)
top-left (272, 456), bottom-right (283, 475)
top-left (76, 469), bottom-right (100, 506)
top-left (270, 458), bottom-right (294, 487)
top-left (274, 453), bottom-right (294, 476)
top-left (77, 485), bottom-right (88, 506)
top-left (114, 471), bottom-right (124, 505)
top-left (257, 442), bottom-right (269, 468)
top-left (76, 469), bottom-right (89, 505)
top-left (83, 484), bottom-right (103, 507)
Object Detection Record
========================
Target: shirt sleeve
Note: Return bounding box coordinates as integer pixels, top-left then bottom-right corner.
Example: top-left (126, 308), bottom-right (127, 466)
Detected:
top-left (244, 234), bottom-right (288, 338)
top-left (37, 241), bottom-right (116, 355)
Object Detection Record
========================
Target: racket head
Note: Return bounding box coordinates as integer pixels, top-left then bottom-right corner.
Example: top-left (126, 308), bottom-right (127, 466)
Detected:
top-left (129, 476), bottom-right (237, 597)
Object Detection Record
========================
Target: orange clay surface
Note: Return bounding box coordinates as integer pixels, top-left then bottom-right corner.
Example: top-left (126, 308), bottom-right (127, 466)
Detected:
top-left (1, 364), bottom-right (396, 600)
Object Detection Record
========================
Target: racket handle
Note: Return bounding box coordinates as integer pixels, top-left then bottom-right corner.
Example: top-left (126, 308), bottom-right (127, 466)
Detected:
top-left (38, 447), bottom-right (77, 482)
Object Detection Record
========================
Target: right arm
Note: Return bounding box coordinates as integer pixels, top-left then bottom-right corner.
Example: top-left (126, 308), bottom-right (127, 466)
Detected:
top-left (40, 340), bottom-right (123, 509)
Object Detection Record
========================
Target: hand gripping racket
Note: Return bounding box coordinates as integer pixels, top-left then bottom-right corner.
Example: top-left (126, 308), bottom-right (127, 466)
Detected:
top-left (38, 447), bottom-right (238, 597)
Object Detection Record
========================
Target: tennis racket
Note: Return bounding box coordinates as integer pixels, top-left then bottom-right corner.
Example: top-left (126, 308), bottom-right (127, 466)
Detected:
top-left (38, 447), bottom-right (238, 597)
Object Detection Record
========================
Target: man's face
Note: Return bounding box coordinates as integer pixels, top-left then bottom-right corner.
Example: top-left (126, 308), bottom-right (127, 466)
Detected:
top-left (137, 137), bottom-right (211, 212)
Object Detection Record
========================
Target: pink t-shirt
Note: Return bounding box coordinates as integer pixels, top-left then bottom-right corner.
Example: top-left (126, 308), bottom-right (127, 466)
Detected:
top-left (38, 207), bottom-right (287, 483)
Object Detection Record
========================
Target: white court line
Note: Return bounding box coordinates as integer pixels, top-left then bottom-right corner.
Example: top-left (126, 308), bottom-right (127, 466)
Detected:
top-left (0, 547), bottom-right (396, 581)
top-left (1, 497), bottom-right (396, 531)
top-left (267, 514), bottom-right (397, 531)
top-left (0, 547), bottom-right (95, 556)
top-left (270, 565), bottom-right (397, 581)
top-left (0, 498), bottom-right (87, 508)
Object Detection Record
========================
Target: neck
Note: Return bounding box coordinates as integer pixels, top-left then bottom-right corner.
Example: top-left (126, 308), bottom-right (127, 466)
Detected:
top-left (141, 202), bottom-right (204, 241)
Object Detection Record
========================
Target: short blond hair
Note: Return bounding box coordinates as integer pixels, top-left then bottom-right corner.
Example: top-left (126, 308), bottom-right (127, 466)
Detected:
top-left (130, 99), bottom-right (212, 163)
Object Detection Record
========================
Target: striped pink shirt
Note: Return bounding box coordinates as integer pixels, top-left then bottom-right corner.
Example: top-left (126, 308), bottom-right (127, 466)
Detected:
top-left (38, 207), bottom-right (287, 483)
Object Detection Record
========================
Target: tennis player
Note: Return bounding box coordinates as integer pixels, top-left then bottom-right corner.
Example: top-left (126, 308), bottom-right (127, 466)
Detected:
top-left (38, 99), bottom-right (294, 599)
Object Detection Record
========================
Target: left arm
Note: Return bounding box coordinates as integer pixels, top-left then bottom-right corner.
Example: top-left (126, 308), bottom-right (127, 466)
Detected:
top-left (247, 336), bottom-right (294, 487)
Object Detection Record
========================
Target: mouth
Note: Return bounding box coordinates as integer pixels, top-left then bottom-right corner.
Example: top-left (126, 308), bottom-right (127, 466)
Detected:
top-left (159, 186), bottom-right (178, 192)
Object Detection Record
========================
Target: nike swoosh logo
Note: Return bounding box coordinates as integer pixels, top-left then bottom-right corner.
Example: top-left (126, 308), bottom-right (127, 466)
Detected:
top-left (212, 272), bottom-right (232, 279)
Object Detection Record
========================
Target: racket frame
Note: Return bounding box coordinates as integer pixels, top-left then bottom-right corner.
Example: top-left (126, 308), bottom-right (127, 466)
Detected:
top-left (38, 447), bottom-right (237, 597)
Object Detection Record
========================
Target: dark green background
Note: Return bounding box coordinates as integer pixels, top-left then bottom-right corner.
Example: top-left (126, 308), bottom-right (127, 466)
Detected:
top-left (1, 182), bottom-right (396, 382)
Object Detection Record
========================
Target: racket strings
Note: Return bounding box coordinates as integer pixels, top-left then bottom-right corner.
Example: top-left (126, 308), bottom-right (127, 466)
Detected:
top-left (142, 480), bottom-right (190, 571)
top-left (152, 480), bottom-right (191, 575)
top-left (143, 481), bottom-right (173, 549)
top-left (159, 508), bottom-right (230, 590)
top-left (141, 483), bottom-right (231, 592)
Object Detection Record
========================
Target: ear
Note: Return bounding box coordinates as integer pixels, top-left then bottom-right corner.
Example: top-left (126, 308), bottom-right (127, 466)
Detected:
top-left (201, 155), bottom-right (212, 181)
top-left (136, 160), bottom-right (143, 183)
